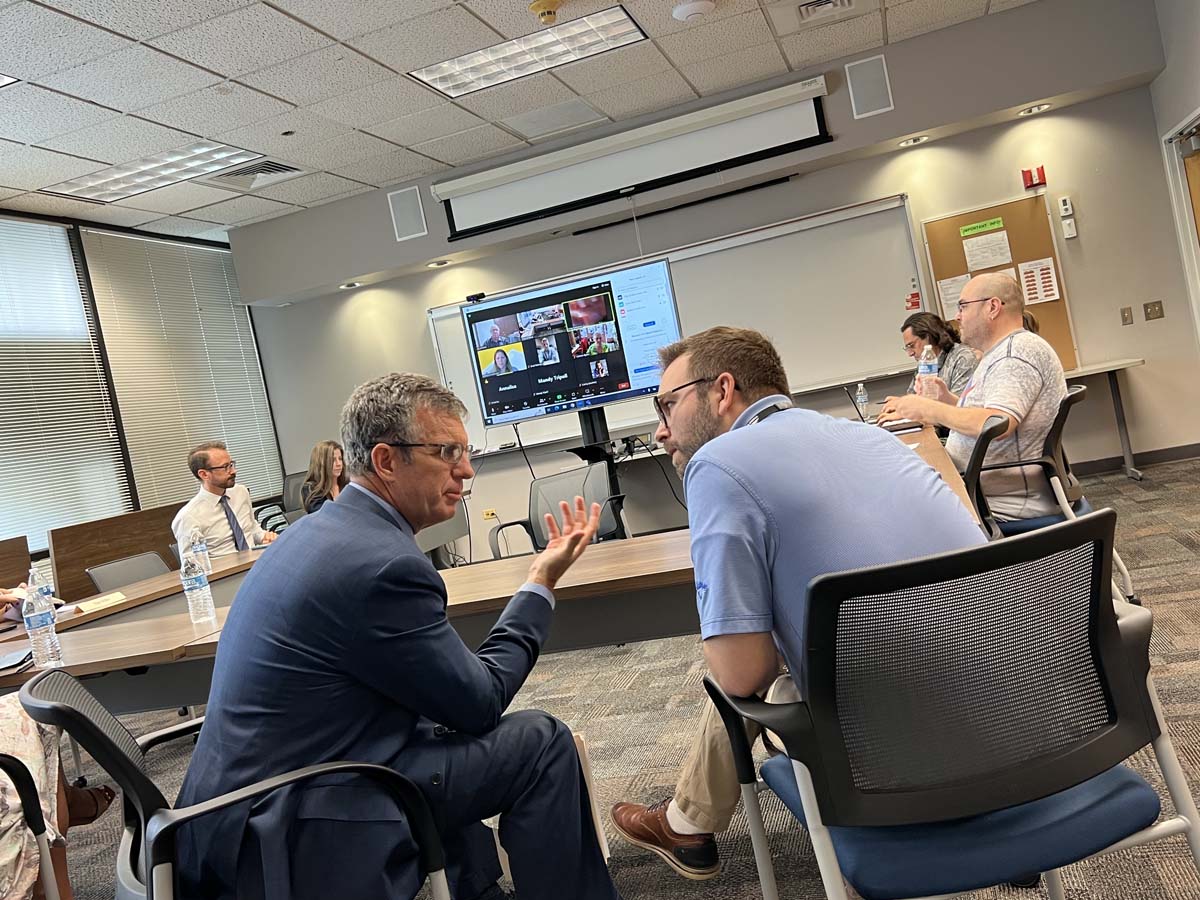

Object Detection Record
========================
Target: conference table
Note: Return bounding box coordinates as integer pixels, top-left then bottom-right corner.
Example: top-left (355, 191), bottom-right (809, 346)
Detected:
top-left (0, 426), bottom-right (973, 713)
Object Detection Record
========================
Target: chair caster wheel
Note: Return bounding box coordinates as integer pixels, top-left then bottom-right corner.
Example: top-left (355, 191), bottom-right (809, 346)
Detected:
top-left (72, 776), bottom-right (88, 788)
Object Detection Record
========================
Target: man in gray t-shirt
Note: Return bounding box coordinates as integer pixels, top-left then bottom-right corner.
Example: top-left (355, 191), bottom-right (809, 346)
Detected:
top-left (879, 272), bottom-right (1067, 520)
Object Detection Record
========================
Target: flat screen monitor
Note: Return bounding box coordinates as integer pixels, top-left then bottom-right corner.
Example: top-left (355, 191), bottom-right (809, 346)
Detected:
top-left (462, 258), bottom-right (683, 427)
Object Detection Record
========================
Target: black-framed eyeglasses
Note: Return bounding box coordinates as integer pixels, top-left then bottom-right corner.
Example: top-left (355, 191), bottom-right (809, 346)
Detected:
top-left (653, 377), bottom-right (715, 426)
top-left (387, 442), bottom-right (474, 464)
top-left (956, 297), bottom-right (995, 314)
top-left (902, 338), bottom-right (919, 352)
top-left (203, 461), bottom-right (236, 472)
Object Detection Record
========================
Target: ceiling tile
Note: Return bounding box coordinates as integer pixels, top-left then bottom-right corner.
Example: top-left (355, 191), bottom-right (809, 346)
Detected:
top-left (0, 84), bottom-right (119, 144)
top-left (350, 6), bottom-right (503, 73)
top-left (136, 82), bottom-right (291, 138)
top-left (302, 76), bottom-right (444, 129)
top-left (40, 116), bottom-right (197, 164)
top-left (274, 131), bottom-right (399, 169)
top-left (681, 42), bottom-right (788, 97)
top-left (137, 214), bottom-right (226, 236)
top-left (554, 41), bottom-right (672, 95)
top-left (0, 187), bottom-right (24, 202)
top-left (217, 109), bottom-right (352, 158)
top-left (366, 104), bottom-right (484, 146)
top-left (329, 150), bottom-right (447, 187)
top-left (181, 193), bottom-right (298, 224)
top-left (463, 0), bottom-right (616, 39)
top-left (0, 192), bottom-right (159, 225)
top-left (657, 10), bottom-right (773, 68)
top-left (149, 3), bottom-right (330, 78)
top-left (779, 12), bottom-right (884, 70)
top-left (39, 0), bottom-right (256, 41)
top-left (411, 123), bottom-right (526, 166)
top-left (307, 186), bottom-right (373, 207)
top-left (584, 69), bottom-right (697, 120)
top-left (621, 0), bottom-right (761, 38)
top-left (989, 0), bottom-right (1040, 10)
top-left (456, 73), bottom-right (577, 120)
top-left (271, 0), bottom-right (455, 40)
top-left (192, 226), bottom-right (230, 242)
top-left (250, 172), bottom-right (367, 205)
top-left (0, 2), bottom-right (131, 80)
top-left (240, 45), bottom-right (393, 107)
top-left (0, 145), bottom-right (106, 190)
top-left (502, 99), bottom-right (608, 140)
top-left (114, 180), bottom-right (240, 214)
top-left (885, 0), bottom-right (987, 43)
top-left (37, 45), bottom-right (222, 112)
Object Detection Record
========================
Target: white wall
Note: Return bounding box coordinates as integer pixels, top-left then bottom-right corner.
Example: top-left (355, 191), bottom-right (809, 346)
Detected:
top-left (1152, 0), bottom-right (1200, 134)
top-left (253, 86), bottom-right (1197, 553)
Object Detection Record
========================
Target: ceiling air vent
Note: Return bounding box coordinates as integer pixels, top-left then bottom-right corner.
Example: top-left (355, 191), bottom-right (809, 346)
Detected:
top-left (195, 158), bottom-right (307, 191)
top-left (764, 0), bottom-right (878, 36)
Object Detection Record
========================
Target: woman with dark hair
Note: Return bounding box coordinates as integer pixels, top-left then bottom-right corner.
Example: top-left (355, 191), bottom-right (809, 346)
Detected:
top-left (483, 347), bottom-right (517, 376)
top-left (301, 440), bottom-right (348, 513)
top-left (900, 311), bottom-right (978, 395)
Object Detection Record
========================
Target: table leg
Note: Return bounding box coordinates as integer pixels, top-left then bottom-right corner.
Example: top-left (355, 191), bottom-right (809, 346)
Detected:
top-left (1107, 370), bottom-right (1142, 481)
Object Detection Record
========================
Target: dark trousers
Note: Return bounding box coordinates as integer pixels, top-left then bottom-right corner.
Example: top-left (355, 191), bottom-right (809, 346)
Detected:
top-left (402, 709), bottom-right (621, 900)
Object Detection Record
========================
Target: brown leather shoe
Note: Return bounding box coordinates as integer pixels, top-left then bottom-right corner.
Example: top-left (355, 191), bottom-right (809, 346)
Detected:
top-left (610, 799), bottom-right (719, 880)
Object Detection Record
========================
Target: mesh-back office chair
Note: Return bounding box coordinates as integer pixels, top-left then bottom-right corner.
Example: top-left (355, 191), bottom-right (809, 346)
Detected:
top-left (706, 511), bottom-right (1199, 900)
top-left (19, 671), bottom-right (452, 900)
top-left (282, 473), bottom-right (306, 513)
top-left (0, 753), bottom-right (62, 900)
top-left (489, 462), bottom-right (625, 559)
top-left (959, 414), bottom-right (1009, 541)
top-left (86, 552), bottom-right (170, 594)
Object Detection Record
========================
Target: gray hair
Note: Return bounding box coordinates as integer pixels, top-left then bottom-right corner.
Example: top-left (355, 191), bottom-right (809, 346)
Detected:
top-left (339, 373), bottom-right (467, 475)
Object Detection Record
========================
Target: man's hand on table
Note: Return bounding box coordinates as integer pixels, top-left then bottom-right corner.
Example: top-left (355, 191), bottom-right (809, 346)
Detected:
top-left (877, 393), bottom-right (943, 427)
top-left (526, 496), bottom-right (602, 592)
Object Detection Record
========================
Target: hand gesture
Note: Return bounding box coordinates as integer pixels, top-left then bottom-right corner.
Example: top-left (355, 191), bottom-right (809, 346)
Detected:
top-left (0, 583), bottom-right (26, 611)
top-left (877, 394), bottom-right (934, 426)
top-left (526, 496), bottom-right (603, 591)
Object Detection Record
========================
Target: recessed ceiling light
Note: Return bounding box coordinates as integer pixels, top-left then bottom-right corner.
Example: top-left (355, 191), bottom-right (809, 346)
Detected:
top-left (42, 141), bottom-right (262, 203)
top-left (410, 5), bottom-right (645, 99)
top-left (339, 281), bottom-right (362, 290)
top-left (427, 260), bottom-right (450, 268)
top-left (0, 74), bottom-right (16, 89)
top-left (898, 135), bottom-right (929, 147)
top-left (1019, 104), bottom-right (1052, 117)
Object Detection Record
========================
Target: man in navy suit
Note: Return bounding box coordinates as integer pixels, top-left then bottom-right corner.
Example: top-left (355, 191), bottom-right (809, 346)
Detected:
top-left (176, 373), bottom-right (620, 900)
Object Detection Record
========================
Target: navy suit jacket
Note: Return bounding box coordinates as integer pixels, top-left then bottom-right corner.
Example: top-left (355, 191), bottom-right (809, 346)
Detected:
top-left (176, 485), bottom-right (553, 898)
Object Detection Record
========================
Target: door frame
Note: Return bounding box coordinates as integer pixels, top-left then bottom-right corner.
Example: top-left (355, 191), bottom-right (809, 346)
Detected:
top-left (1160, 102), bottom-right (1200, 350)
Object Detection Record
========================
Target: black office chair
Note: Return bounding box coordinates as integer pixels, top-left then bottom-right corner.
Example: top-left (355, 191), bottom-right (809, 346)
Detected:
top-left (282, 472), bottom-right (306, 513)
top-left (489, 461), bottom-right (625, 559)
top-left (706, 511), bottom-right (1199, 900)
top-left (0, 753), bottom-right (62, 900)
top-left (86, 552), bottom-right (171, 594)
top-left (19, 670), bottom-right (452, 900)
top-left (960, 414), bottom-right (1009, 540)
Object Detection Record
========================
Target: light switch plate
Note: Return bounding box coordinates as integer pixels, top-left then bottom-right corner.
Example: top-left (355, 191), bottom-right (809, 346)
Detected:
top-left (1061, 217), bottom-right (1077, 239)
top-left (1144, 300), bottom-right (1165, 321)
top-left (1120, 306), bottom-right (1133, 326)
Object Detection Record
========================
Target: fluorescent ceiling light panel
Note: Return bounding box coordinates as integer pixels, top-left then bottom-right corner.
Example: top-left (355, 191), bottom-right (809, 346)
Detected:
top-left (0, 74), bottom-right (16, 88)
top-left (410, 6), bottom-right (645, 99)
top-left (42, 141), bottom-right (262, 203)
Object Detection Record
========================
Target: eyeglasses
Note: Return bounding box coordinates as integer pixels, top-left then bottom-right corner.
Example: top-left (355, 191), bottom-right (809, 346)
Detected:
top-left (902, 339), bottom-right (919, 352)
top-left (203, 461), bottom-right (236, 472)
top-left (387, 442), bottom-right (474, 464)
top-left (956, 297), bottom-right (996, 313)
top-left (653, 377), bottom-right (714, 426)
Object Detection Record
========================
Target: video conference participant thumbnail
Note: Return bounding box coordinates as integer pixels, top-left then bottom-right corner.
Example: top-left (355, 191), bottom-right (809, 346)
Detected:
top-left (517, 304), bottom-right (566, 338)
top-left (475, 315), bottom-right (522, 350)
top-left (479, 344), bottom-right (526, 376)
top-left (565, 292), bottom-right (614, 329)
top-left (570, 322), bottom-right (620, 357)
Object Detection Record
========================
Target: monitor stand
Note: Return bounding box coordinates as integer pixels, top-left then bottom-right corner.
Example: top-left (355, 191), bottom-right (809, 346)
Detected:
top-left (566, 407), bottom-right (628, 539)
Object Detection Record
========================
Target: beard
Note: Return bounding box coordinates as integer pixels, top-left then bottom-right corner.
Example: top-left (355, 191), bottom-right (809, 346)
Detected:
top-left (671, 400), bottom-right (723, 478)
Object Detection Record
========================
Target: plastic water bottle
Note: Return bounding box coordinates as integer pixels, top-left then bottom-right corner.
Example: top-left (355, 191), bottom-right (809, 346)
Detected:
top-left (22, 567), bottom-right (62, 669)
top-left (917, 345), bottom-right (940, 398)
top-left (854, 382), bottom-right (870, 419)
top-left (180, 555), bottom-right (217, 624)
top-left (188, 526), bottom-right (212, 574)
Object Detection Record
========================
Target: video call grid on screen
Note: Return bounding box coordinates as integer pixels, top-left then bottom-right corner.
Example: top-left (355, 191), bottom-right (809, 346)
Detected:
top-left (462, 260), bottom-right (683, 426)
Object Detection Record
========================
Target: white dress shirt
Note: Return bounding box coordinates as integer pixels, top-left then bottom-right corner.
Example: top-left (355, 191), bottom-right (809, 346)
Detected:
top-left (172, 482), bottom-right (266, 558)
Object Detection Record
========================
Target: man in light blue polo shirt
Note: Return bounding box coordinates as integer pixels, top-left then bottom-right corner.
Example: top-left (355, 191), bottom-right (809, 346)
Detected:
top-left (611, 326), bottom-right (986, 880)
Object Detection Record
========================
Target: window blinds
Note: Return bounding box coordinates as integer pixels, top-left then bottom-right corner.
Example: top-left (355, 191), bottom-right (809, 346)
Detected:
top-left (82, 230), bottom-right (283, 509)
top-left (0, 217), bottom-right (134, 553)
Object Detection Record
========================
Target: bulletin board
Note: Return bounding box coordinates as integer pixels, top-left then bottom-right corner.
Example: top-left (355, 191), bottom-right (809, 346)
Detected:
top-left (923, 194), bottom-right (1078, 370)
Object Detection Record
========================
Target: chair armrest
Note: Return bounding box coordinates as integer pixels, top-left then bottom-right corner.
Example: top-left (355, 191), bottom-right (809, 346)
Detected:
top-left (144, 762), bottom-right (443, 890)
top-left (1114, 601), bottom-right (1153, 682)
top-left (703, 676), bottom-right (816, 784)
top-left (137, 717), bottom-right (205, 752)
top-left (0, 753), bottom-right (47, 835)
top-left (979, 457), bottom-right (1054, 474)
top-left (488, 520), bottom-right (535, 559)
top-left (597, 494), bottom-right (627, 540)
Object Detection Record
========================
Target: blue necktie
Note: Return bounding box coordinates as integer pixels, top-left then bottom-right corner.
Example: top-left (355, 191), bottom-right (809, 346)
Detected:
top-left (219, 494), bottom-right (249, 551)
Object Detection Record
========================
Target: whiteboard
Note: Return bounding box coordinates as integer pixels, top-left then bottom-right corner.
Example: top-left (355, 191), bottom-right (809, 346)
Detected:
top-left (429, 196), bottom-right (925, 451)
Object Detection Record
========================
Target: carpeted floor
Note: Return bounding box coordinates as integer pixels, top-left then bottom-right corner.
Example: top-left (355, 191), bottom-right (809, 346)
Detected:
top-left (66, 460), bottom-right (1200, 899)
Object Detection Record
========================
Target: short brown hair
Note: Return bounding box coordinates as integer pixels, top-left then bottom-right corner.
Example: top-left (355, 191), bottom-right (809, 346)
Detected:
top-left (657, 326), bottom-right (789, 402)
top-left (188, 441), bottom-right (227, 479)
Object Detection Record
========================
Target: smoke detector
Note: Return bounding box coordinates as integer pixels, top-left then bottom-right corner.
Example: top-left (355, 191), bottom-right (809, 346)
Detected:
top-left (673, 1), bottom-right (715, 22)
top-left (529, 0), bottom-right (563, 25)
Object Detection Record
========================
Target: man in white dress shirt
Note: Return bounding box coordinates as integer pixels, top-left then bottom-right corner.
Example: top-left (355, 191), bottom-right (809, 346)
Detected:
top-left (172, 441), bottom-right (277, 557)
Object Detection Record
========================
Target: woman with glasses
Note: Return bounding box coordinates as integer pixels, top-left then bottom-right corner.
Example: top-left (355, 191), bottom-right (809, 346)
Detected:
top-left (900, 311), bottom-right (978, 396)
top-left (300, 440), bottom-right (348, 514)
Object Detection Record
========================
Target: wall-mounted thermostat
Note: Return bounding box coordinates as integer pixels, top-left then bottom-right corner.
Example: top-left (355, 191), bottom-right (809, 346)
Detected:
top-left (1058, 196), bottom-right (1074, 217)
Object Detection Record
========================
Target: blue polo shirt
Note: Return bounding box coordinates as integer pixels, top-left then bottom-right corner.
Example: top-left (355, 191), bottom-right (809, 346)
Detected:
top-left (684, 395), bottom-right (986, 696)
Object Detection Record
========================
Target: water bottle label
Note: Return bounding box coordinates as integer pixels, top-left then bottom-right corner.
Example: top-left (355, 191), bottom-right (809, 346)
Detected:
top-left (183, 574), bottom-right (209, 592)
top-left (918, 363), bottom-right (937, 375)
top-left (23, 611), bottom-right (55, 631)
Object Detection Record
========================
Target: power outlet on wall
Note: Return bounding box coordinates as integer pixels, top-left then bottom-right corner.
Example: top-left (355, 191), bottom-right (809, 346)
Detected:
top-left (482, 508), bottom-right (498, 520)
top-left (1144, 300), bottom-right (1165, 321)
top-left (1120, 307), bottom-right (1133, 326)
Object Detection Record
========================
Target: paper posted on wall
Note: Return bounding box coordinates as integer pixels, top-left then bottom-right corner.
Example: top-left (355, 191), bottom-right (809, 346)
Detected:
top-left (1018, 257), bottom-right (1060, 304)
top-left (936, 274), bottom-right (971, 318)
top-left (962, 230), bottom-right (1013, 270)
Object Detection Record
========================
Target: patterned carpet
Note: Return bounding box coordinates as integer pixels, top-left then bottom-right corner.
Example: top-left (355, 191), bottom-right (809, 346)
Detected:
top-left (66, 460), bottom-right (1200, 900)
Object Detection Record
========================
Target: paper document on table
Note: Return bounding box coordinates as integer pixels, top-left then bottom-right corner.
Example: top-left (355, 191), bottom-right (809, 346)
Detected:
top-left (936, 274), bottom-right (971, 318)
top-left (963, 230), bottom-right (1013, 270)
top-left (905, 442), bottom-right (920, 449)
top-left (1018, 257), bottom-right (1059, 304)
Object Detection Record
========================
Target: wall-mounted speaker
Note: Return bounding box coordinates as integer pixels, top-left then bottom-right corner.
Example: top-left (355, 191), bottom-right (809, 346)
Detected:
top-left (845, 54), bottom-right (894, 120)
top-left (387, 185), bottom-right (428, 243)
